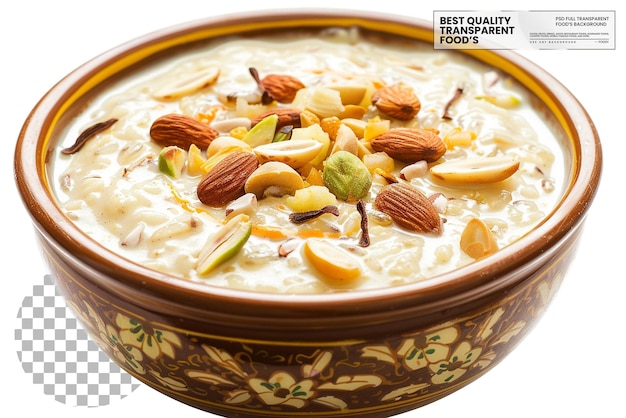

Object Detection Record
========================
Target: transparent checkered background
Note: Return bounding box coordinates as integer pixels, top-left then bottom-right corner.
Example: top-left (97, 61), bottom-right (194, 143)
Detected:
top-left (15, 274), bottom-right (140, 407)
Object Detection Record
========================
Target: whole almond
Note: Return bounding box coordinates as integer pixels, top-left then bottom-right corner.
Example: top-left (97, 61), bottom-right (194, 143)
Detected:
top-left (371, 84), bottom-right (421, 120)
top-left (150, 113), bottom-right (220, 150)
top-left (371, 128), bottom-right (446, 163)
top-left (249, 67), bottom-right (305, 103)
top-left (197, 151), bottom-right (259, 207)
top-left (374, 182), bottom-right (442, 235)
top-left (250, 107), bottom-right (302, 131)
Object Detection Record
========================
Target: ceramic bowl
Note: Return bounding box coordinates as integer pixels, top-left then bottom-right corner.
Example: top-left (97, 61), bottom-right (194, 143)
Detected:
top-left (14, 9), bottom-right (601, 418)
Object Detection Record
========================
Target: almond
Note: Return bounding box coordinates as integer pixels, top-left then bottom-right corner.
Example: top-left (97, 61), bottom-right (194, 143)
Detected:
top-left (197, 151), bottom-right (259, 207)
top-left (249, 67), bottom-right (305, 103)
top-left (374, 182), bottom-right (442, 235)
top-left (371, 84), bottom-right (421, 120)
top-left (250, 107), bottom-right (302, 131)
top-left (150, 113), bottom-right (220, 150)
top-left (371, 128), bottom-right (446, 163)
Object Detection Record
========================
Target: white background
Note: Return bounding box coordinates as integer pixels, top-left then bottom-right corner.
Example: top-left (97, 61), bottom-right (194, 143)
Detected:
top-left (2, 1), bottom-right (622, 417)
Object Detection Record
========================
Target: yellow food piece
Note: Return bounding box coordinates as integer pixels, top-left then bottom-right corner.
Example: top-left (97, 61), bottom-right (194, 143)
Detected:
top-left (285, 185), bottom-right (337, 212)
top-left (363, 151), bottom-right (394, 173)
top-left (186, 144), bottom-right (206, 177)
top-left (477, 94), bottom-right (521, 109)
top-left (460, 218), bottom-right (499, 259)
top-left (229, 126), bottom-right (248, 140)
top-left (291, 123), bottom-right (331, 167)
top-left (364, 117), bottom-right (390, 141)
top-left (444, 127), bottom-right (476, 149)
top-left (304, 239), bottom-right (361, 281)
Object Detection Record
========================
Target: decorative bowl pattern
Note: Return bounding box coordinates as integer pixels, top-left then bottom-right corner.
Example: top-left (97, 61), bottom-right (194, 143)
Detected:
top-left (15, 10), bottom-right (601, 417)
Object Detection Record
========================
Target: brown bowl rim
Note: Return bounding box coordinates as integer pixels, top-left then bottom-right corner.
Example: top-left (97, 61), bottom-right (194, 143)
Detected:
top-left (14, 9), bottom-right (602, 322)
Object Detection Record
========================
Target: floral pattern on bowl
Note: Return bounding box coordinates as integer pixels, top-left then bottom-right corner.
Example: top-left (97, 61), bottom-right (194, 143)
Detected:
top-left (47, 235), bottom-right (573, 417)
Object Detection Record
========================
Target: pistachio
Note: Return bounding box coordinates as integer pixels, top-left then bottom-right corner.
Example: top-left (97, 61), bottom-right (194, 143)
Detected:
top-left (322, 150), bottom-right (372, 202)
top-left (158, 146), bottom-right (186, 178)
top-left (243, 113), bottom-right (278, 147)
top-left (196, 214), bottom-right (252, 274)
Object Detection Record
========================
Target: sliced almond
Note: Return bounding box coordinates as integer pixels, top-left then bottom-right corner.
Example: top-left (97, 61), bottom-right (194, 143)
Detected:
top-left (153, 67), bottom-right (220, 101)
top-left (374, 182), bottom-right (442, 235)
top-left (253, 139), bottom-right (323, 169)
top-left (430, 155), bottom-right (519, 184)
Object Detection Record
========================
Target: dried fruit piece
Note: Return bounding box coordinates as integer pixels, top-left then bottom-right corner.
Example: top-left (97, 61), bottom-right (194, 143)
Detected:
top-left (363, 117), bottom-right (390, 141)
top-left (429, 155), bottom-right (519, 184)
top-left (289, 205), bottom-right (340, 224)
top-left (322, 151), bottom-right (372, 201)
top-left (197, 151), bottom-right (259, 207)
top-left (356, 200), bottom-right (370, 247)
top-left (153, 66), bottom-right (220, 101)
top-left (196, 214), bottom-right (252, 274)
top-left (253, 139), bottom-right (323, 169)
top-left (460, 218), bottom-right (499, 259)
top-left (371, 128), bottom-right (446, 163)
top-left (244, 161), bottom-right (305, 199)
top-left (61, 118), bottom-right (118, 154)
top-left (371, 84), bottom-right (421, 120)
top-left (303, 239), bottom-right (361, 281)
top-left (150, 113), bottom-right (220, 150)
top-left (186, 144), bottom-right (206, 176)
top-left (158, 146), bottom-right (186, 178)
top-left (285, 185), bottom-right (337, 212)
top-left (374, 182), bottom-right (442, 235)
top-left (296, 87), bottom-right (345, 118)
top-left (441, 87), bottom-right (463, 120)
top-left (328, 84), bottom-right (368, 105)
